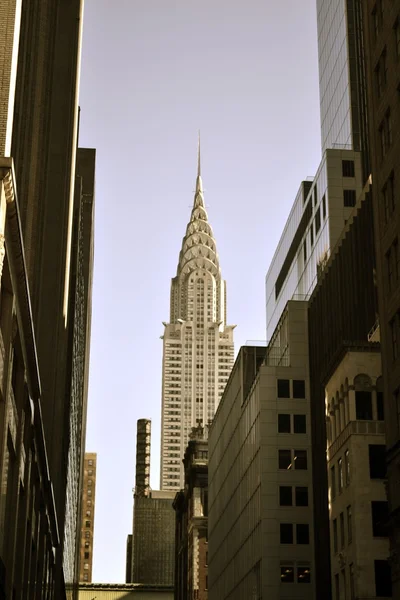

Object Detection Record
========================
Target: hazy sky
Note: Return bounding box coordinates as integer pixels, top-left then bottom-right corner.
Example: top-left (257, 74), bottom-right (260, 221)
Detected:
top-left (78, 0), bottom-right (321, 582)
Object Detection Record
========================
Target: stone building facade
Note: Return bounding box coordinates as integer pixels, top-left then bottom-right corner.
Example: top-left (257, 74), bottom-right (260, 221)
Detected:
top-left (209, 302), bottom-right (315, 600)
top-left (79, 453), bottom-right (97, 583)
top-left (173, 425), bottom-right (209, 600)
top-left (326, 347), bottom-right (391, 598)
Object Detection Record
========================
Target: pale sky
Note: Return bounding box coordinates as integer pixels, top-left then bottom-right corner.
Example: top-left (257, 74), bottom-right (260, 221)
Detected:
top-left (78, 0), bottom-right (321, 582)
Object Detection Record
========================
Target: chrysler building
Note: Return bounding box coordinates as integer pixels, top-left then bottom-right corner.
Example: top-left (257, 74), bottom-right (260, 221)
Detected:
top-left (160, 142), bottom-right (235, 490)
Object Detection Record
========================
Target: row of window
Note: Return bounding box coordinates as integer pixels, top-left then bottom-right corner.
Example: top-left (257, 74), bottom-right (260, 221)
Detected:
top-left (279, 485), bottom-right (308, 507)
top-left (277, 379), bottom-right (306, 399)
top-left (280, 523), bottom-right (310, 545)
top-left (334, 559), bottom-right (391, 599)
top-left (332, 507), bottom-right (352, 553)
top-left (280, 564), bottom-right (311, 584)
top-left (278, 414), bottom-right (306, 434)
top-left (278, 449), bottom-right (308, 470)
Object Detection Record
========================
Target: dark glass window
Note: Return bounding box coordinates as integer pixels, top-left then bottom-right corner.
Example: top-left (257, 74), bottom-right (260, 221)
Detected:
top-left (343, 189), bottom-right (356, 207)
top-left (340, 512), bottom-right (345, 548)
top-left (310, 224), bottom-right (314, 246)
top-left (377, 391), bottom-right (384, 420)
top-left (295, 486), bottom-right (308, 507)
top-left (297, 566), bottom-right (311, 583)
top-left (374, 560), bottom-right (392, 596)
top-left (303, 239), bottom-right (307, 262)
top-left (293, 380), bottom-right (305, 398)
top-left (371, 501), bottom-right (389, 537)
top-left (280, 566), bottom-right (294, 583)
top-left (278, 414), bottom-right (291, 433)
top-left (369, 445), bottom-right (386, 479)
top-left (84, 551), bottom-right (89, 559)
top-left (294, 450), bottom-right (307, 470)
top-left (331, 465), bottom-right (336, 499)
top-left (296, 524), bottom-right (309, 544)
top-left (356, 391), bottom-right (373, 419)
top-left (347, 505), bottom-right (352, 543)
top-left (342, 160), bottom-right (355, 177)
top-left (279, 449), bottom-right (292, 470)
top-left (315, 206), bottom-right (321, 234)
top-left (279, 486), bottom-right (292, 506)
top-left (277, 379), bottom-right (290, 398)
top-left (322, 194), bottom-right (327, 219)
top-left (85, 520), bottom-right (91, 528)
top-left (280, 523), bottom-right (293, 544)
top-left (333, 518), bottom-right (338, 553)
top-left (294, 414), bottom-right (306, 433)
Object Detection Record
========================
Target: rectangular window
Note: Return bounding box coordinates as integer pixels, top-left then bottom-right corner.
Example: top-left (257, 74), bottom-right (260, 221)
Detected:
top-left (294, 414), bottom-right (306, 434)
top-left (280, 523), bottom-right (293, 544)
top-left (343, 189), bottom-right (356, 207)
top-left (369, 444), bottom-right (386, 479)
top-left (349, 564), bottom-right (355, 600)
top-left (294, 450), bottom-right (307, 470)
top-left (84, 551), bottom-right (89, 559)
top-left (335, 573), bottom-right (340, 600)
top-left (279, 449), bottom-right (292, 470)
top-left (295, 486), bottom-right (308, 507)
top-left (341, 569), bottom-right (347, 600)
top-left (278, 414), bottom-right (291, 433)
top-left (277, 379), bottom-right (290, 398)
top-left (371, 501), bottom-right (389, 537)
top-left (374, 560), bottom-right (392, 597)
top-left (281, 565), bottom-right (294, 583)
top-left (347, 505), bottom-right (352, 543)
top-left (340, 512), bottom-right (345, 548)
top-left (303, 238), bottom-right (307, 262)
top-left (296, 524), bottom-right (309, 544)
top-left (322, 194), bottom-right (326, 219)
top-left (331, 465), bottom-right (336, 500)
top-left (355, 390), bottom-right (373, 419)
top-left (297, 565), bottom-right (311, 583)
top-left (310, 224), bottom-right (314, 246)
top-left (315, 207), bottom-right (321, 234)
top-left (279, 486), bottom-right (292, 506)
top-left (344, 449), bottom-right (350, 485)
top-left (333, 518), bottom-right (338, 553)
top-left (293, 380), bottom-right (306, 398)
top-left (342, 160), bottom-right (355, 177)
top-left (338, 458), bottom-right (343, 493)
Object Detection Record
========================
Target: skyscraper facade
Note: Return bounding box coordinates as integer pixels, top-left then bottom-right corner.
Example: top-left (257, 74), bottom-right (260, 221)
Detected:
top-left (160, 148), bottom-right (235, 490)
top-left (79, 453), bottom-right (97, 583)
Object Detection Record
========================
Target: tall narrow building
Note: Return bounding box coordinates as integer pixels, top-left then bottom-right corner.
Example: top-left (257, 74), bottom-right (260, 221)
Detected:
top-left (160, 144), bottom-right (235, 490)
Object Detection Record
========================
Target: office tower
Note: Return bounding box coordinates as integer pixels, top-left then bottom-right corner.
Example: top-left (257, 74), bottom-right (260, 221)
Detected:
top-left (127, 420), bottom-right (175, 587)
top-left (173, 425), bottom-right (209, 600)
top-left (325, 347), bottom-right (391, 598)
top-left (160, 145), bottom-right (235, 490)
top-left (0, 0), bottom-right (91, 597)
top-left (361, 2), bottom-right (400, 595)
top-left (79, 454), bottom-right (97, 583)
top-left (208, 303), bottom-right (315, 599)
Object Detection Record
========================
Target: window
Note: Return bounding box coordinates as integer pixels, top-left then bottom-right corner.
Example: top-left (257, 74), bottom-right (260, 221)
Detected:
top-left (342, 160), bottom-right (355, 177)
top-left (85, 541), bottom-right (89, 549)
top-left (343, 189), bottom-right (356, 207)
top-left (303, 239), bottom-right (307, 262)
top-left (280, 565), bottom-right (294, 583)
top-left (84, 563), bottom-right (89, 570)
top-left (315, 207), bottom-right (321, 234)
top-left (387, 246), bottom-right (394, 291)
top-left (369, 444), bottom-right (386, 479)
top-left (277, 379), bottom-right (290, 398)
top-left (379, 110), bottom-right (392, 157)
top-left (338, 458), bottom-right (343, 493)
top-left (314, 185), bottom-right (318, 206)
top-left (340, 512), bottom-right (345, 549)
top-left (310, 224), bottom-right (314, 246)
top-left (347, 505), bottom-right (352, 543)
top-left (83, 574), bottom-right (88, 581)
top-left (350, 563), bottom-right (355, 599)
top-left (344, 450), bottom-right (350, 485)
top-left (331, 465), bottom-right (336, 500)
top-left (280, 523), bottom-right (293, 544)
top-left (278, 414), bottom-right (291, 433)
top-left (322, 194), bottom-right (326, 219)
top-left (296, 524), bottom-right (309, 544)
top-left (85, 520), bottom-right (91, 528)
top-left (333, 518), bottom-right (338, 553)
top-left (294, 414), bottom-right (306, 433)
top-left (295, 486), bottom-right (308, 507)
top-left (297, 566), bottom-right (311, 583)
top-left (279, 449), bottom-right (292, 470)
top-left (293, 380), bottom-right (305, 398)
top-left (88, 460), bottom-right (93, 466)
top-left (294, 450), bottom-right (307, 470)
top-left (395, 18), bottom-right (400, 58)
top-left (85, 531), bottom-right (90, 539)
top-left (374, 560), bottom-right (392, 596)
top-left (279, 486), bottom-right (292, 506)
top-left (341, 570), bottom-right (347, 600)
top-left (84, 551), bottom-right (89, 559)
top-left (356, 391), bottom-right (373, 419)
top-left (335, 573), bottom-right (340, 600)
top-left (371, 501), bottom-right (389, 537)
top-left (205, 575), bottom-right (208, 590)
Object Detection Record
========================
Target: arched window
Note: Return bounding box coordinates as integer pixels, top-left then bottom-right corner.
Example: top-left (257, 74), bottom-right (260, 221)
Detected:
top-left (354, 374), bottom-right (373, 420)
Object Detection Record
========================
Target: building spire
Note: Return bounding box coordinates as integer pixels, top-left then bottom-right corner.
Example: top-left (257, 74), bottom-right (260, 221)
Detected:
top-left (196, 131), bottom-right (203, 193)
